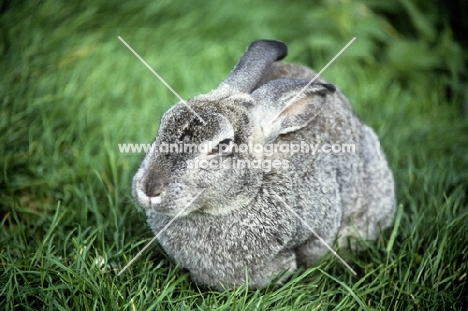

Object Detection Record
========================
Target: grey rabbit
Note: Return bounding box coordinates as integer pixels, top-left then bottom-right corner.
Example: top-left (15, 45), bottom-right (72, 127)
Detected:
top-left (131, 40), bottom-right (395, 290)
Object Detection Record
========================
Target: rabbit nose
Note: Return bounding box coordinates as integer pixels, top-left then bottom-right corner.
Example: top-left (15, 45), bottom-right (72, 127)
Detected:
top-left (142, 171), bottom-right (165, 198)
top-left (144, 180), bottom-right (163, 198)
top-left (144, 178), bottom-right (165, 197)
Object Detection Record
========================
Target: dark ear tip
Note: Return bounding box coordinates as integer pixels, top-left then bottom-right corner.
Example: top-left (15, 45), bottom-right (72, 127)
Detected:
top-left (249, 39), bottom-right (288, 61)
top-left (322, 83), bottom-right (336, 93)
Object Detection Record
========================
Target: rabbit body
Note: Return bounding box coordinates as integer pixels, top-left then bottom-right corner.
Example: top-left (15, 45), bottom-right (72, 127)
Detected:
top-left (132, 41), bottom-right (395, 290)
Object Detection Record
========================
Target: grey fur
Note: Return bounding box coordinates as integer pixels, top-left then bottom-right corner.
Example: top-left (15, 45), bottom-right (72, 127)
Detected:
top-left (131, 40), bottom-right (395, 290)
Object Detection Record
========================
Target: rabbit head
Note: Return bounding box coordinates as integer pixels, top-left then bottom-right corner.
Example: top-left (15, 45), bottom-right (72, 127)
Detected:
top-left (132, 40), bottom-right (336, 217)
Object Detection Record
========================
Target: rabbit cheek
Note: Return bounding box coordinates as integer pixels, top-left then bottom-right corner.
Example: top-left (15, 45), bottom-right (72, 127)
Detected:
top-left (151, 183), bottom-right (203, 216)
top-left (188, 161), bottom-right (263, 215)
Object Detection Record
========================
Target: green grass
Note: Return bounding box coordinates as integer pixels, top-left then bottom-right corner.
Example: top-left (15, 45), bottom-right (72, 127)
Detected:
top-left (1, 0), bottom-right (467, 310)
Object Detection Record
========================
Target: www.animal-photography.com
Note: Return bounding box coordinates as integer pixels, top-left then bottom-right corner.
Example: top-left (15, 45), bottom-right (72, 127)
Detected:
top-left (1, 0), bottom-right (467, 310)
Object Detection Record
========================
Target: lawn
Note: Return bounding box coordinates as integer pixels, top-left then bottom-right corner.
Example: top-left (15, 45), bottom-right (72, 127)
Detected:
top-left (1, 0), bottom-right (467, 310)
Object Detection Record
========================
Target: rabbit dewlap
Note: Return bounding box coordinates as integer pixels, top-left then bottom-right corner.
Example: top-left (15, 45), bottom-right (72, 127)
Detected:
top-left (132, 40), bottom-right (395, 290)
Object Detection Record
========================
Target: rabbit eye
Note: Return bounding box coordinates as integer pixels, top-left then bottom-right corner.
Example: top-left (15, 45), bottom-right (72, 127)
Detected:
top-left (178, 128), bottom-right (193, 142)
top-left (218, 138), bottom-right (233, 145)
top-left (208, 138), bottom-right (234, 155)
top-left (180, 134), bottom-right (191, 142)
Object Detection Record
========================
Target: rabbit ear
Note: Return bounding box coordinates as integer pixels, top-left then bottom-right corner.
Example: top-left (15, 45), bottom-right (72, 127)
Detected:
top-left (218, 40), bottom-right (287, 93)
top-left (251, 78), bottom-right (336, 143)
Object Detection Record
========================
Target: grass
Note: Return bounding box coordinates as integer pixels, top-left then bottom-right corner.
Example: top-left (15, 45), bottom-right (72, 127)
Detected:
top-left (1, 0), bottom-right (467, 310)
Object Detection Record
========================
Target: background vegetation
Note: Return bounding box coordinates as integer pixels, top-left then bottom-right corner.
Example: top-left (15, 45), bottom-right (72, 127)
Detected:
top-left (1, 0), bottom-right (467, 309)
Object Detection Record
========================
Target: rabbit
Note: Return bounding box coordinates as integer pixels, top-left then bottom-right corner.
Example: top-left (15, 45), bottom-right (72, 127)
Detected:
top-left (131, 40), bottom-right (395, 290)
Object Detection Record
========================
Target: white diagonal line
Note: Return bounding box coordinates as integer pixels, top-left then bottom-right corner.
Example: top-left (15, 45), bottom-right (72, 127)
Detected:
top-left (117, 188), bottom-right (205, 276)
top-left (271, 37), bottom-right (356, 123)
top-left (118, 36), bottom-right (206, 125)
top-left (272, 191), bottom-right (357, 275)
